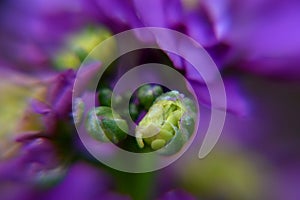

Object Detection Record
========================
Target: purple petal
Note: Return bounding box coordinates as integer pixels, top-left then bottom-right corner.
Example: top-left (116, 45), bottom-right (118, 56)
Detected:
top-left (47, 69), bottom-right (75, 106)
top-left (43, 162), bottom-right (112, 200)
top-left (133, 0), bottom-right (167, 27)
top-left (191, 77), bottom-right (249, 116)
top-left (0, 184), bottom-right (38, 200)
top-left (185, 8), bottom-right (217, 47)
top-left (154, 29), bottom-right (218, 83)
top-left (73, 61), bottom-right (102, 95)
top-left (95, 0), bottom-right (141, 30)
top-left (53, 84), bottom-right (73, 118)
top-left (41, 112), bottom-right (58, 135)
top-left (164, 0), bottom-right (183, 26)
top-left (158, 190), bottom-right (197, 200)
top-left (0, 138), bottom-right (58, 182)
top-left (0, 0), bottom-right (86, 70)
top-left (31, 99), bottom-right (51, 115)
top-left (227, 0), bottom-right (300, 78)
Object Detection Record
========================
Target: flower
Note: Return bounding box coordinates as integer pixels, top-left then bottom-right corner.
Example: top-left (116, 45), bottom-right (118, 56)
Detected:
top-left (41, 162), bottom-right (130, 200)
top-left (221, 0), bottom-right (300, 79)
top-left (0, 161), bottom-right (131, 200)
top-left (0, 0), bottom-right (87, 71)
top-left (86, 106), bottom-right (128, 143)
top-left (1, 1), bottom-right (300, 200)
top-left (0, 138), bottom-right (59, 183)
top-left (137, 85), bottom-right (163, 110)
top-left (136, 91), bottom-right (196, 154)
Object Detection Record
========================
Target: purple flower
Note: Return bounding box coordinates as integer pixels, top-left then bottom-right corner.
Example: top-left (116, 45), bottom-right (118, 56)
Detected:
top-left (2, 0), bottom-right (300, 80)
top-left (28, 69), bottom-right (75, 135)
top-left (223, 0), bottom-right (300, 79)
top-left (1, 1), bottom-right (300, 200)
top-left (0, 138), bottom-right (59, 183)
top-left (0, 161), bottom-right (131, 200)
top-left (42, 162), bottom-right (127, 200)
top-left (0, 0), bottom-right (87, 71)
top-left (24, 62), bottom-right (101, 136)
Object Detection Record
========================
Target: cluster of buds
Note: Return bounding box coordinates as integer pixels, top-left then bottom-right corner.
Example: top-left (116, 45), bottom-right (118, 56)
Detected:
top-left (85, 84), bottom-right (197, 155)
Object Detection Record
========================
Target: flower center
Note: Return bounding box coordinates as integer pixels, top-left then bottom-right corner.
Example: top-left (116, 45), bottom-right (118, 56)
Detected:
top-left (136, 93), bottom-right (185, 150)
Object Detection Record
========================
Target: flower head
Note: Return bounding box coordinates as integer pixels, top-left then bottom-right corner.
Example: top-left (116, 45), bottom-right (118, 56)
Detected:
top-left (1, 1), bottom-right (300, 200)
top-left (136, 91), bottom-right (196, 154)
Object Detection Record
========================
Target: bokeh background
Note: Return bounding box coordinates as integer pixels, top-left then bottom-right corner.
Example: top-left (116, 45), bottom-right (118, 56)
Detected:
top-left (0, 0), bottom-right (300, 199)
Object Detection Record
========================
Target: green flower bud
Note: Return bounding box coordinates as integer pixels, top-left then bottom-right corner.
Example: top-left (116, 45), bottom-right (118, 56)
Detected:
top-left (135, 91), bottom-right (197, 155)
top-left (86, 106), bottom-right (128, 144)
top-left (98, 88), bottom-right (113, 107)
top-left (54, 27), bottom-right (114, 69)
top-left (72, 98), bottom-right (85, 125)
top-left (54, 51), bottom-right (81, 69)
top-left (98, 87), bottom-right (123, 108)
top-left (137, 85), bottom-right (163, 110)
top-left (129, 103), bottom-right (139, 121)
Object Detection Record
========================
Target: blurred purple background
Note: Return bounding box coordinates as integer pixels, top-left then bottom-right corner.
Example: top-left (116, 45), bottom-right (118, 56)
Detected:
top-left (0, 0), bottom-right (300, 199)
